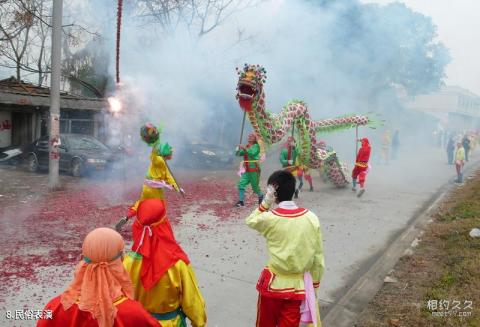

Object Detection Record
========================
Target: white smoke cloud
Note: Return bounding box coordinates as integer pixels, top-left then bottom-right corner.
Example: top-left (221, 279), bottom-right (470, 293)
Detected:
top-left (77, 0), bottom-right (448, 158)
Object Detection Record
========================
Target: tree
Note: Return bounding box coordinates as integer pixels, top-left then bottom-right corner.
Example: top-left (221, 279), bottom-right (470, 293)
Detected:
top-left (62, 38), bottom-right (111, 97)
top-left (313, 1), bottom-right (450, 97)
top-left (0, 0), bottom-right (35, 80)
top-left (133, 0), bottom-right (258, 38)
top-left (0, 0), bottom-right (100, 86)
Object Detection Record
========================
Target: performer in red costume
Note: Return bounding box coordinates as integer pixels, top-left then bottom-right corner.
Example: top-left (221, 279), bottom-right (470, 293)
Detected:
top-left (352, 138), bottom-right (371, 198)
top-left (37, 228), bottom-right (160, 327)
top-left (123, 199), bottom-right (207, 327)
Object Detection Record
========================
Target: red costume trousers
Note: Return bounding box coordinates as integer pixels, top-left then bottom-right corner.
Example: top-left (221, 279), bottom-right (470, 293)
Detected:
top-left (455, 162), bottom-right (463, 175)
top-left (297, 168), bottom-right (313, 187)
top-left (352, 166), bottom-right (367, 188)
top-left (256, 295), bottom-right (302, 327)
top-left (304, 173), bottom-right (313, 187)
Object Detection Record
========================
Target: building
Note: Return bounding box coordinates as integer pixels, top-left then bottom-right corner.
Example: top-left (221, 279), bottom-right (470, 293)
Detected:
top-left (405, 85), bottom-right (480, 131)
top-left (0, 77), bottom-right (108, 149)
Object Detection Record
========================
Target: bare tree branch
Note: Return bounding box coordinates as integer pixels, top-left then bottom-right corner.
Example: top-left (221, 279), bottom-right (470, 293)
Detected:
top-left (133, 0), bottom-right (259, 38)
top-left (1, 0), bottom-right (103, 88)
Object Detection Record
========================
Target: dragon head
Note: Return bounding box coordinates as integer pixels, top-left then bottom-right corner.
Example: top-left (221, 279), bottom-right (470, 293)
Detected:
top-left (236, 64), bottom-right (266, 112)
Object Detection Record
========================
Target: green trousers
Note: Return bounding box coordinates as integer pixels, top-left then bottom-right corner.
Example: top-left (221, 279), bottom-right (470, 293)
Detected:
top-left (237, 171), bottom-right (262, 201)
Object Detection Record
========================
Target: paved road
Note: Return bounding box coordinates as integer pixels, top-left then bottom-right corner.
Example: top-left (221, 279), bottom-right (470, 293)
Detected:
top-left (175, 147), bottom-right (479, 326)
top-left (0, 146), bottom-right (477, 326)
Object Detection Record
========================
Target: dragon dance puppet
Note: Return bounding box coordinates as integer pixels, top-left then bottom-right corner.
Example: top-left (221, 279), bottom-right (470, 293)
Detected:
top-left (317, 140), bottom-right (332, 182)
top-left (235, 64), bottom-right (379, 187)
top-left (126, 123), bottom-right (183, 218)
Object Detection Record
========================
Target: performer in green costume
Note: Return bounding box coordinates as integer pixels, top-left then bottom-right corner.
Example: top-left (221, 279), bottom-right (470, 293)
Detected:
top-left (235, 133), bottom-right (264, 207)
top-left (279, 136), bottom-right (305, 198)
top-left (280, 136), bottom-right (298, 170)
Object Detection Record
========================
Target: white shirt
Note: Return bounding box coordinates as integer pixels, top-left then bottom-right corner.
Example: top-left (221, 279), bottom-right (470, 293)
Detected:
top-left (277, 201), bottom-right (298, 210)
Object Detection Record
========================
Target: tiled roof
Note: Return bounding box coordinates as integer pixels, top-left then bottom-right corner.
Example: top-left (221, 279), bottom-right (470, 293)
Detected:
top-left (0, 76), bottom-right (102, 100)
top-left (0, 77), bottom-right (106, 110)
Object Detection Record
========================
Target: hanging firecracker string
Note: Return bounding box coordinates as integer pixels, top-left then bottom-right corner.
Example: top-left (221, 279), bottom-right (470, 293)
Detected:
top-left (116, 0), bottom-right (123, 85)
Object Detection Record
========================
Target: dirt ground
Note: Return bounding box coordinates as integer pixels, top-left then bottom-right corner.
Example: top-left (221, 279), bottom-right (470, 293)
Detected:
top-left (0, 164), bottom-right (243, 326)
top-left (356, 170), bottom-right (480, 327)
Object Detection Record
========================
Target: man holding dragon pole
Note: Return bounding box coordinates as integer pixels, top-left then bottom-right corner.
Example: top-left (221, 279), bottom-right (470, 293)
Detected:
top-left (352, 138), bottom-right (371, 197)
top-left (280, 136), bottom-right (314, 199)
top-left (235, 132), bottom-right (264, 207)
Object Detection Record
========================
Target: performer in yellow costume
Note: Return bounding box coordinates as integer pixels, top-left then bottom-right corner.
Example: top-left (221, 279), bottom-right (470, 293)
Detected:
top-left (127, 123), bottom-right (183, 218)
top-left (246, 170), bottom-right (325, 326)
top-left (123, 198), bottom-right (207, 327)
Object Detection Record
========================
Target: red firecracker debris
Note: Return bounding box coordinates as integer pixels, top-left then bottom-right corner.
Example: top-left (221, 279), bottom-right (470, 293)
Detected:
top-left (0, 174), bottom-right (259, 304)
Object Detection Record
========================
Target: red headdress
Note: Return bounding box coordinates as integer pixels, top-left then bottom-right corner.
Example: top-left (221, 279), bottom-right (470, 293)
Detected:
top-left (132, 199), bottom-right (190, 291)
top-left (61, 228), bottom-right (133, 327)
top-left (356, 138), bottom-right (371, 163)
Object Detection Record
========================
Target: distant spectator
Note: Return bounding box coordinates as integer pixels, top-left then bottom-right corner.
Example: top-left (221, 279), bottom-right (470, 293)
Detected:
top-left (470, 132), bottom-right (478, 154)
top-left (391, 130), bottom-right (400, 160)
top-left (437, 130), bottom-right (444, 148)
top-left (443, 131), bottom-right (449, 150)
top-left (381, 130), bottom-right (391, 164)
top-left (446, 136), bottom-right (455, 165)
top-left (455, 142), bottom-right (465, 183)
top-left (462, 135), bottom-right (471, 162)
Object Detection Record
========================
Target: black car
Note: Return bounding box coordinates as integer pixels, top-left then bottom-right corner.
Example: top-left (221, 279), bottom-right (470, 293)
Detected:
top-left (175, 142), bottom-right (235, 169)
top-left (23, 134), bottom-right (116, 177)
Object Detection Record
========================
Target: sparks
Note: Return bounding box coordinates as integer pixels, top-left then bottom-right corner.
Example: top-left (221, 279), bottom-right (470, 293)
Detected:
top-left (108, 96), bottom-right (123, 114)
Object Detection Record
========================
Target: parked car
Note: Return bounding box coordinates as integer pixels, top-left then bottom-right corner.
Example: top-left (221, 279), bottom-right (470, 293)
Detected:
top-left (175, 142), bottom-right (235, 169)
top-left (0, 147), bottom-right (22, 165)
top-left (23, 134), bottom-right (117, 177)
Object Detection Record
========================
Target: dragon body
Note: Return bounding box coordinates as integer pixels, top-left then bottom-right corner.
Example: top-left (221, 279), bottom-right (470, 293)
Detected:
top-left (235, 64), bottom-right (377, 187)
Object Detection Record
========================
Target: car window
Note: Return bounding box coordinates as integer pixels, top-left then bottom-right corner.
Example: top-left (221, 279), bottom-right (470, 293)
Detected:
top-left (59, 136), bottom-right (67, 149)
top-left (67, 136), bottom-right (108, 151)
top-left (37, 136), bottom-right (49, 148)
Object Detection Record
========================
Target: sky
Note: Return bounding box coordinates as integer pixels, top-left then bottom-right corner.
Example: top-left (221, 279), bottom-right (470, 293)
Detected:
top-left (361, 0), bottom-right (480, 95)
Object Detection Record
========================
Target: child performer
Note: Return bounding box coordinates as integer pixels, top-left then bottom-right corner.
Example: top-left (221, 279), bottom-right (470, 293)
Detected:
top-left (246, 170), bottom-right (325, 326)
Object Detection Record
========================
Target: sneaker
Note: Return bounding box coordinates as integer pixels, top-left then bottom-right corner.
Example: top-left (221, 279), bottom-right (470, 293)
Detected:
top-left (235, 201), bottom-right (244, 207)
top-left (294, 189), bottom-right (299, 199)
top-left (357, 189), bottom-right (365, 198)
top-left (352, 187), bottom-right (357, 192)
top-left (258, 195), bottom-right (264, 204)
top-left (309, 186), bottom-right (314, 192)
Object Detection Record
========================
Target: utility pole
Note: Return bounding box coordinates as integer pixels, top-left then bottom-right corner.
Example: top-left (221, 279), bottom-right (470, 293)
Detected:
top-left (48, 0), bottom-right (63, 190)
